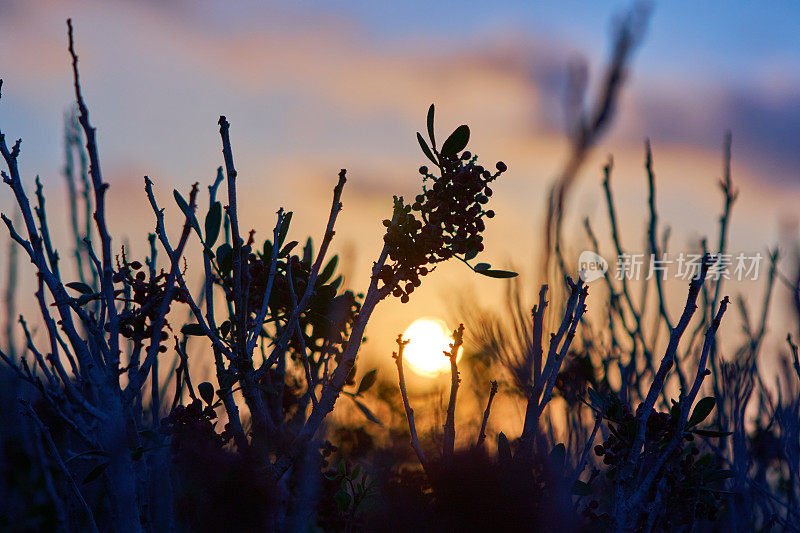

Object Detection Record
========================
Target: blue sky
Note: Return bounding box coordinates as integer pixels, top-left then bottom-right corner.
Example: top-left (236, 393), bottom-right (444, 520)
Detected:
top-left (310, 1), bottom-right (800, 78)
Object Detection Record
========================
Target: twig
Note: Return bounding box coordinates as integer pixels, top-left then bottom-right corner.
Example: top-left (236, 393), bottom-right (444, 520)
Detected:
top-left (476, 380), bottom-right (498, 448)
top-left (68, 19), bottom-right (121, 368)
top-left (541, 2), bottom-right (651, 279)
top-left (393, 335), bottom-right (428, 472)
top-left (787, 334), bottom-right (800, 383)
top-left (123, 183), bottom-right (199, 401)
top-left (286, 256), bottom-right (318, 406)
top-left (20, 399), bottom-right (99, 533)
top-left (218, 116), bottom-right (248, 364)
top-left (3, 207), bottom-right (19, 358)
top-left (263, 170), bottom-right (347, 367)
top-left (570, 406), bottom-right (604, 490)
top-left (442, 323), bottom-right (464, 461)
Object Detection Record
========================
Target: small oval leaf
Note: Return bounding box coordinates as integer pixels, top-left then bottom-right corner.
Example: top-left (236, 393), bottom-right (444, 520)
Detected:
top-left (690, 428), bottom-right (732, 438)
top-left (417, 132), bottom-right (438, 165)
top-left (276, 211), bottom-right (292, 248)
top-left (198, 382), bottom-right (215, 405)
top-left (82, 462), bottom-right (109, 484)
top-left (279, 240), bottom-right (299, 258)
top-left (426, 104), bottom-right (436, 148)
top-left (204, 202), bottom-right (222, 248)
top-left (357, 369), bottom-right (378, 395)
top-left (318, 255), bottom-right (339, 286)
top-left (173, 190), bottom-right (202, 238)
top-left (66, 281), bottom-right (94, 295)
top-left (688, 397), bottom-right (716, 427)
top-left (477, 269), bottom-right (518, 279)
top-left (352, 399), bottom-right (382, 425)
top-left (440, 125), bottom-right (470, 157)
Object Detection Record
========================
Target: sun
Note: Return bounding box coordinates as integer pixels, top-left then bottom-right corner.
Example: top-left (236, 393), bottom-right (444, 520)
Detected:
top-left (402, 317), bottom-right (462, 377)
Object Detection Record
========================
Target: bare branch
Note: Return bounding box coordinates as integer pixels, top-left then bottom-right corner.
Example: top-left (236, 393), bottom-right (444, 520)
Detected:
top-left (393, 334), bottom-right (428, 472)
top-left (476, 379), bottom-right (499, 448)
top-left (442, 323), bottom-right (464, 461)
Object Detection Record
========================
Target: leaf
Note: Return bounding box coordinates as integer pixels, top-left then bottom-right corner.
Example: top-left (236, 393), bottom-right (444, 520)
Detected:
top-left (351, 464), bottom-right (361, 479)
top-left (690, 428), bottom-right (733, 438)
top-left (587, 387), bottom-right (604, 411)
top-left (473, 262), bottom-right (491, 272)
top-left (694, 453), bottom-right (713, 469)
top-left (549, 443), bottom-right (566, 472)
top-left (82, 462), bottom-right (109, 484)
top-left (173, 189), bottom-right (190, 216)
top-left (704, 469), bottom-right (736, 483)
top-left (497, 432), bottom-right (512, 461)
top-left (417, 132), bottom-right (438, 165)
top-left (329, 275), bottom-right (343, 292)
top-left (572, 480), bottom-right (592, 496)
top-left (352, 399), bottom-right (382, 425)
top-left (279, 240), bottom-right (298, 258)
top-left (670, 400), bottom-right (682, 421)
top-left (426, 104), bottom-right (436, 148)
top-left (334, 488), bottom-right (351, 510)
top-left (76, 293), bottom-right (102, 306)
top-left (181, 324), bottom-right (205, 336)
top-left (204, 201), bottom-right (222, 248)
top-left (65, 449), bottom-right (110, 464)
top-left (477, 269), bottom-right (518, 279)
top-left (198, 382), bottom-right (215, 405)
top-left (440, 125), bottom-right (469, 157)
top-left (173, 190), bottom-right (201, 238)
top-left (464, 248), bottom-right (479, 261)
top-left (303, 237), bottom-right (313, 265)
top-left (217, 243), bottom-right (233, 274)
top-left (318, 255), bottom-right (339, 286)
top-left (357, 369), bottom-right (378, 395)
top-left (66, 281), bottom-right (94, 295)
top-left (276, 211), bottom-right (292, 249)
top-left (688, 397), bottom-right (716, 427)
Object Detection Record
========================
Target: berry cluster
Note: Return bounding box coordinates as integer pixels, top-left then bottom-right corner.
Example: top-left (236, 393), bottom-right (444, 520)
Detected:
top-left (414, 153), bottom-right (503, 257)
top-left (593, 410), bottom-right (677, 480)
top-left (160, 399), bottom-right (232, 452)
top-left (379, 134), bottom-right (506, 303)
top-left (113, 255), bottom-right (187, 346)
top-left (589, 407), bottom-right (725, 526)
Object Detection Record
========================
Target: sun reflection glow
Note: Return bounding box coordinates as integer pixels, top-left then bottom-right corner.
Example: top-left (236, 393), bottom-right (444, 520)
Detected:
top-left (402, 317), bottom-right (462, 377)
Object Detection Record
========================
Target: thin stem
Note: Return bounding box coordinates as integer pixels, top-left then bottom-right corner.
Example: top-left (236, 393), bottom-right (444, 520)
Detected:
top-left (442, 324), bottom-right (464, 461)
top-left (476, 380), bottom-right (498, 448)
top-left (393, 335), bottom-right (428, 472)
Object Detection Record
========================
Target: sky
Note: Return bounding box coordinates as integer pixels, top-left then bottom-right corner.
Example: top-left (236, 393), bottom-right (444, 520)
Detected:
top-left (1, 0), bottom-right (799, 391)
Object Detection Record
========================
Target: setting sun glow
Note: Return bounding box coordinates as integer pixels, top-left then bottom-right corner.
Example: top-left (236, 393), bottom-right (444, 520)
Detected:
top-left (401, 318), bottom-right (462, 377)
